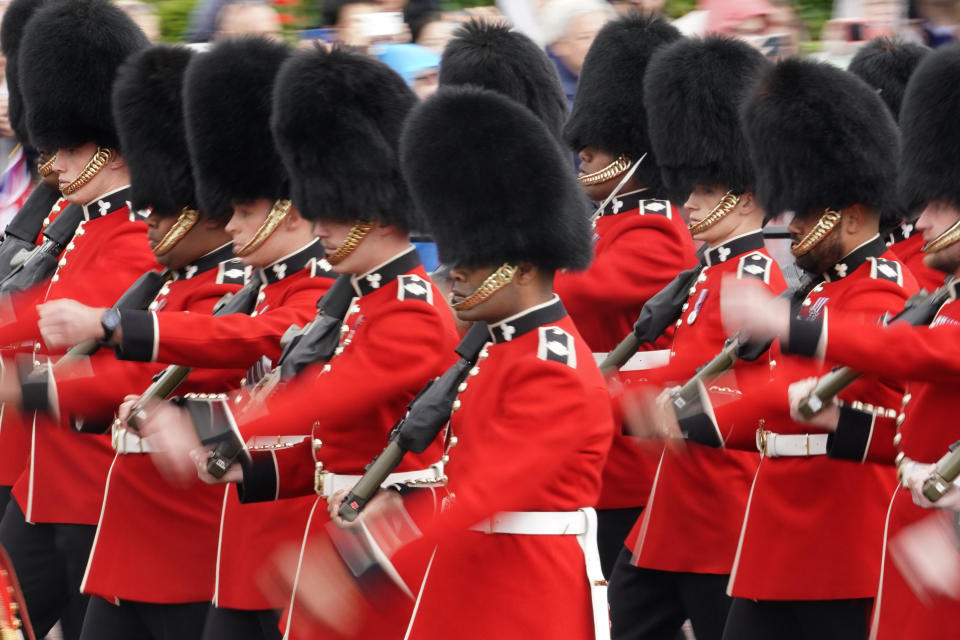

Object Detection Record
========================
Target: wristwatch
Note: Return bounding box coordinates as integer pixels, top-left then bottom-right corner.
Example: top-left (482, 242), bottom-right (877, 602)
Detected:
top-left (100, 308), bottom-right (121, 342)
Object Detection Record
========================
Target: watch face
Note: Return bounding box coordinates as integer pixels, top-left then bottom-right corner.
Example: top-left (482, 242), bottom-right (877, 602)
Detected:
top-left (102, 308), bottom-right (121, 336)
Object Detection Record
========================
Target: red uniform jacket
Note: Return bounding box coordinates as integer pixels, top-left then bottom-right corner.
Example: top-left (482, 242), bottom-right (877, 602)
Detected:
top-left (790, 278), bottom-right (960, 638)
top-left (679, 236), bottom-right (917, 600)
top-left (381, 298), bottom-right (613, 639)
top-left (57, 244), bottom-right (248, 603)
top-left (0, 188), bottom-right (162, 525)
top-left (230, 247), bottom-right (458, 637)
top-left (887, 223), bottom-right (944, 292)
top-left (627, 232), bottom-right (786, 575)
top-left (554, 190), bottom-right (698, 510)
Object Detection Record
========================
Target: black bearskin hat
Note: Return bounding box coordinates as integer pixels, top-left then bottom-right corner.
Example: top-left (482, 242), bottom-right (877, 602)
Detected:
top-left (183, 38), bottom-right (290, 222)
top-left (848, 37), bottom-right (929, 120)
top-left (644, 36), bottom-right (769, 204)
top-left (1, 0), bottom-right (47, 145)
top-left (898, 45), bottom-right (960, 215)
top-left (741, 58), bottom-right (899, 221)
top-left (563, 12), bottom-right (681, 195)
top-left (439, 20), bottom-right (567, 141)
top-left (402, 86), bottom-right (592, 271)
top-left (112, 45), bottom-right (197, 219)
top-left (271, 46), bottom-right (417, 229)
top-left (18, 0), bottom-right (148, 151)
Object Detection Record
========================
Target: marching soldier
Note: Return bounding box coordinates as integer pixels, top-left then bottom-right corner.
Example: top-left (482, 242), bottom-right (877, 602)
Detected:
top-left (556, 11), bottom-right (698, 577)
top-left (725, 44), bottom-right (960, 640)
top-left (847, 37), bottom-right (940, 291)
top-left (651, 58), bottom-right (918, 640)
top-left (137, 46), bottom-right (459, 640)
top-left (0, 2), bottom-right (156, 638)
top-left (607, 36), bottom-right (785, 640)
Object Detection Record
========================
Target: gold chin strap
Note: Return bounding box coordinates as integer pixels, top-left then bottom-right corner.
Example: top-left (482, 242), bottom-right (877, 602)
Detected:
top-left (37, 153), bottom-right (57, 178)
top-left (326, 221), bottom-right (374, 266)
top-left (688, 191), bottom-right (740, 235)
top-left (152, 207), bottom-right (199, 257)
top-left (60, 147), bottom-right (113, 195)
top-left (452, 263), bottom-right (518, 311)
top-left (921, 219), bottom-right (960, 255)
top-left (579, 155), bottom-right (632, 187)
top-left (790, 208), bottom-right (842, 257)
top-left (235, 199), bottom-right (292, 257)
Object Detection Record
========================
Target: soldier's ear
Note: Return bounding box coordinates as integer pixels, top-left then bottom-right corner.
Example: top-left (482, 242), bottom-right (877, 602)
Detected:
top-left (107, 152), bottom-right (126, 171)
top-left (513, 261), bottom-right (538, 285)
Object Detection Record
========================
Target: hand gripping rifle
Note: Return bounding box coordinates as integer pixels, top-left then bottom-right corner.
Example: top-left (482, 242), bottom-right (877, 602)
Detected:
top-left (337, 321), bottom-right (490, 522)
top-left (124, 271), bottom-right (265, 432)
top-left (921, 441), bottom-right (960, 502)
top-left (796, 280), bottom-right (953, 419)
top-left (0, 183), bottom-right (62, 281)
top-left (0, 201), bottom-right (85, 294)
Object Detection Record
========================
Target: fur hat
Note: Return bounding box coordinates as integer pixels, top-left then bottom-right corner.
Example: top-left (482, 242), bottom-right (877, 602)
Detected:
top-left (644, 36), bottom-right (769, 204)
top-left (401, 85), bottom-right (592, 271)
top-left (563, 12), bottom-right (681, 195)
top-left (183, 37), bottom-right (291, 222)
top-left (848, 37), bottom-right (929, 120)
top-left (898, 45), bottom-right (960, 215)
top-left (271, 46), bottom-right (417, 229)
top-left (18, 0), bottom-right (148, 151)
top-left (741, 58), bottom-right (899, 220)
top-left (439, 20), bottom-right (567, 141)
top-left (112, 45), bottom-right (197, 219)
top-left (1, 0), bottom-right (48, 145)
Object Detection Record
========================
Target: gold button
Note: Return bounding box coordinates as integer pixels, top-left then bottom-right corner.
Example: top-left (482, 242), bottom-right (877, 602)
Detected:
top-left (893, 433), bottom-right (902, 447)
top-left (452, 400), bottom-right (461, 411)
top-left (895, 413), bottom-right (905, 426)
top-left (895, 451), bottom-right (905, 466)
top-left (448, 436), bottom-right (459, 448)
top-left (457, 382), bottom-right (467, 392)
top-left (312, 438), bottom-right (323, 452)
top-left (681, 303), bottom-right (689, 311)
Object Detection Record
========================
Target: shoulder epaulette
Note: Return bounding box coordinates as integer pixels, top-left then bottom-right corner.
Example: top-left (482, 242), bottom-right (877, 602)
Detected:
top-left (737, 251), bottom-right (773, 284)
top-left (639, 199), bottom-right (672, 219)
top-left (396, 274), bottom-right (433, 303)
top-left (868, 257), bottom-right (903, 286)
top-left (217, 258), bottom-right (248, 285)
top-left (537, 326), bottom-right (576, 368)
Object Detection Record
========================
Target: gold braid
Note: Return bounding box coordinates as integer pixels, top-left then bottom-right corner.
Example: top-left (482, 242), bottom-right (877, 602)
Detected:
top-left (326, 222), bottom-right (374, 265)
top-left (151, 208), bottom-right (199, 256)
top-left (578, 155), bottom-right (632, 187)
top-left (790, 209), bottom-right (842, 257)
top-left (922, 219), bottom-right (960, 255)
top-left (452, 263), bottom-right (518, 311)
top-left (60, 147), bottom-right (113, 195)
top-left (235, 199), bottom-right (292, 257)
top-left (688, 191), bottom-right (740, 235)
top-left (37, 153), bottom-right (57, 178)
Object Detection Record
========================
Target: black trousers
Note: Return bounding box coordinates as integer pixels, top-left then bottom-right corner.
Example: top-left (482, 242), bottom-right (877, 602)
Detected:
top-left (608, 547), bottom-right (731, 640)
top-left (79, 596), bottom-right (211, 640)
top-left (202, 606), bottom-right (282, 640)
top-left (0, 497), bottom-right (96, 640)
top-left (0, 486), bottom-right (10, 524)
top-left (597, 506), bottom-right (644, 579)
top-left (721, 596), bottom-right (872, 640)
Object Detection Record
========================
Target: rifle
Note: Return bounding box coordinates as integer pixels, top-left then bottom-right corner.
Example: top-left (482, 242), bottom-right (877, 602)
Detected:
top-left (921, 441), bottom-right (960, 502)
top-left (0, 202), bottom-right (84, 294)
top-left (796, 280), bottom-right (953, 419)
top-left (0, 183), bottom-right (62, 281)
top-left (125, 271), bottom-right (265, 431)
top-left (338, 321), bottom-right (490, 522)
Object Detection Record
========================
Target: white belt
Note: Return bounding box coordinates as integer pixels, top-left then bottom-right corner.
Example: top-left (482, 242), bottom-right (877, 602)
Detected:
top-left (112, 424), bottom-right (154, 454)
top-left (756, 430), bottom-right (828, 457)
top-left (593, 349), bottom-right (669, 372)
top-left (314, 463), bottom-right (446, 498)
top-left (469, 509), bottom-right (610, 640)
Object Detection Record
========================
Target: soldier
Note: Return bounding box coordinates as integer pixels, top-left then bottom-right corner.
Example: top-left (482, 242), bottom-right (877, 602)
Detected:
top-left (320, 83), bottom-right (613, 640)
top-left (847, 37), bottom-right (939, 291)
top-left (556, 11), bottom-right (698, 578)
top-left (650, 58), bottom-right (918, 640)
top-left (607, 36), bottom-right (785, 640)
top-left (137, 46), bottom-right (459, 640)
top-left (724, 44), bottom-right (960, 640)
top-left (0, 2), bottom-right (157, 638)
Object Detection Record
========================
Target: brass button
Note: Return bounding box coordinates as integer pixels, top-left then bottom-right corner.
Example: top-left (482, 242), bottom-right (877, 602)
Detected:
top-left (893, 432), bottom-right (902, 447)
top-left (312, 438), bottom-right (323, 452)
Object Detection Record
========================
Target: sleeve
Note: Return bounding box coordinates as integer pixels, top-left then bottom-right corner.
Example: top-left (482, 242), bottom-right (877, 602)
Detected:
top-left (826, 403), bottom-right (899, 464)
top-left (236, 440), bottom-right (317, 502)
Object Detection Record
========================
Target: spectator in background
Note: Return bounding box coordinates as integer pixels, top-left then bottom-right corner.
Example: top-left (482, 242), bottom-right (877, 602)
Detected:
top-left (540, 0), bottom-right (614, 106)
top-left (188, 0), bottom-right (280, 42)
top-left (410, 11), bottom-right (457, 53)
top-left (909, 0), bottom-right (959, 46)
top-left (376, 42), bottom-right (440, 98)
top-left (116, 0), bottom-right (161, 41)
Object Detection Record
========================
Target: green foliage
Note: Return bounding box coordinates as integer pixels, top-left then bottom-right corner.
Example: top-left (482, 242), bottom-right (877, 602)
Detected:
top-left (143, 0), bottom-right (196, 41)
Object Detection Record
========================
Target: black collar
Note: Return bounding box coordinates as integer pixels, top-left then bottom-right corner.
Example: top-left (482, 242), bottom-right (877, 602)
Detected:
top-left (704, 231), bottom-right (765, 266)
top-left (259, 239), bottom-right (329, 284)
top-left (886, 220), bottom-right (917, 245)
top-left (80, 186), bottom-right (134, 221)
top-left (171, 242), bottom-right (238, 281)
top-left (487, 296), bottom-right (567, 344)
top-left (825, 235), bottom-right (887, 281)
top-left (350, 246), bottom-right (421, 297)
top-left (948, 278), bottom-right (960, 302)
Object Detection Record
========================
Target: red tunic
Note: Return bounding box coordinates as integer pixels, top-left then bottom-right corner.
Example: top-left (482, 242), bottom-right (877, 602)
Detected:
top-left (554, 191), bottom-right (698, 510)
top-left (887, 224), bottom-right (944, 292)
top-left (69, 245), bottom-right (247, 603)
top-left (0, 188), bottom-right (162, 525)
top-left (627, 232), bottom-right (786, 575)
top-left (386, 298), bottom-right (613, 639)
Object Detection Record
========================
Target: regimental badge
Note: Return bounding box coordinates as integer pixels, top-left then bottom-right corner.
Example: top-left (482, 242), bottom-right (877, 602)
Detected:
top-left (217, 258), bottom-right (248, 285)
top-left (397, 274), bottom-right (433, 303)
top-left (869, 257), bottom-right (903, 286)
top-left (639, 199), bottom-right (672, 219)
top-left (737, 252), bottom-right (772, 284)
top-left (537, 326), bottom-right (576, 368)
